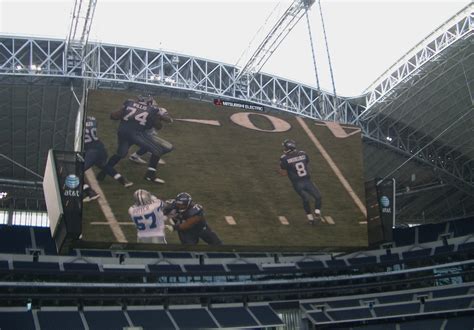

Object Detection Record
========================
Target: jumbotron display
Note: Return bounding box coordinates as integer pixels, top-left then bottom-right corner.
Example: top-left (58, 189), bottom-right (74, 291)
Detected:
top-left (81, 90), bottom-right (367, 250)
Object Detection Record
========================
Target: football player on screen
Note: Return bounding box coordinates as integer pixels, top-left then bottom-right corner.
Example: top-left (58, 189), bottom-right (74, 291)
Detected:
top-left (83, 116), bottom-right (133, 202)
top-left (279, 139), bottom-right (322, 224)
top-left (164, 192), bottom-right (222, 245)
top-left (129, 189), bottom-right (167, 243)
top-left (98, 95), bottom-right (173, 184)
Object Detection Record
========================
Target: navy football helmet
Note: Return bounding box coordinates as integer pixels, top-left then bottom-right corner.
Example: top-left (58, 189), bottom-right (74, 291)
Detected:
top-left (137, 95), bottom-right (155, 106)
top-left (175, 192), bottom-right (192, 213)
top-left (282, 139), bottom-right (297, 153)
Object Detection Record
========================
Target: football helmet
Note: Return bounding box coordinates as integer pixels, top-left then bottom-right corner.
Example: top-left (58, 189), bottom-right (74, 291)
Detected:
top-left (175, 192), bottom-right (192, 213)
top-left (133, 189), bottom-right (153, 205)
top-left (137, 95), bottom-right (155, 106)
top-left (282, 139), bottom-right (297, 153)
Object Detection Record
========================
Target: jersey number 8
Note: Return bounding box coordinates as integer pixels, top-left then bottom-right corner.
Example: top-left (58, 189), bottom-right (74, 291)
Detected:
top-left (295, 161), bottom-right (307, 177)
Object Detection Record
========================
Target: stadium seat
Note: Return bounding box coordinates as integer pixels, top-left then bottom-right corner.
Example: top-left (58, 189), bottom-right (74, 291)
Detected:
top-left (327, 306), bottom-right (372, 321)
top-left (161, 251), bottom-right (193, 259)
top-left (433, 244), bottom-right (455, 256)
top-left (63, 262), bottom-right (100, 273)
top-left (127, 251), bottom-right (160, 259)
top-left (431, 286), bottom-right (470, 298)
top-left (0, 225), bottom-right (32, 254)
top-left (209, 307), bottom-right (259, 328)
top-left (0, 310), bottom-right (35, 330)
top-left (147, 264), bottom-right (183, 275)
top-left (402, 249), bottom-right (431, 261)
top-left (373, 302), bottom-right (420, 316)
top-left (418, 222), bottom-right (447, 243)
top-left (37, 310), bottom-right (84, 330)
top-left (423, 296), bottom-right (472, 312)
top-left (325, 259), bottom-right (347, 269)
top-left (12, 261), bottom-right (60, 272)
top-left (33, 227), bottom-right (57, 255)
top-left (296, 260), bottom-right (325, 270)
top-left (83, 310), bottom-right (129, 329)
top-left (127, 309), bottom-right (175, 330)
top-left (399, 318), bottom-right (444, 330)
top-left (348, 256), bottom-right (377, 267)
top-left (444, 315), bottom-right (474, 330)
top-left (79, 250), bottom-right (113, 257)
top-left (377, 293), bottom-right (413, 304)
top-left (307, 311), bottom-right (331, 323)
top-left (184, 264), bottom-right (226, 275)
top-left (168, 308), bottom-right (219, 329)
top-left (226, 263), bottom-right (260, 274)
top-left (248, 305), bottom-right (284, 327)
top-left (379, 252), bottom-right (401, 265)
top-left (206, 252), bottom-right (237, 259)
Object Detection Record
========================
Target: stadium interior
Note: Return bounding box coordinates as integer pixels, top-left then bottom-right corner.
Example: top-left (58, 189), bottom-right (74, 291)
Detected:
top-left (0, 1), bottom-right (473, 329)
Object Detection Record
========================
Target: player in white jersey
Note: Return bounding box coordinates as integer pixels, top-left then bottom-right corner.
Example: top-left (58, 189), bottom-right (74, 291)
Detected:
top-left (128, 189), bottom-right (167, 244)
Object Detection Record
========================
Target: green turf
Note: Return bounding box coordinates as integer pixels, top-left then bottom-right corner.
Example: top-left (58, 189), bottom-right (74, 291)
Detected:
top-left (82, 90), bottom-right (368, 250)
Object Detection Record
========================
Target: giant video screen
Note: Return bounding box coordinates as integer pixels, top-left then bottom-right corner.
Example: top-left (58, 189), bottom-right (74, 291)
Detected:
top-left (82, 90), bottom-right (367, 250)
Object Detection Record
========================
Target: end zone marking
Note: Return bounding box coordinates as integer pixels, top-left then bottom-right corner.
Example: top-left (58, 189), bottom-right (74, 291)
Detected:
top-left (278, 216), bottom-right (289, 225)
top-left (324, 216), bottom-right (335, 225)
top-left (225, 216), bottom-right (237, 225)
top-left (85, 169), bottom-right (128, 243)
top-left (296, 117), bottom-right (367, 218)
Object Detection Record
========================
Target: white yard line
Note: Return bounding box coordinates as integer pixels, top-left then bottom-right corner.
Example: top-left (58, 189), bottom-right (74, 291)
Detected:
top-left (90, 222), bottom-right (135, 226)
top-left (278, 216), bottom-right (289, 225)
top-left (324, 216), bottom-right (335, 225)
top-left (225, 216), bottom-right (237, 225)
top-left (85, 169), bottom-right (128, 242)
top-left (296, 117), bottom-right (367, 218)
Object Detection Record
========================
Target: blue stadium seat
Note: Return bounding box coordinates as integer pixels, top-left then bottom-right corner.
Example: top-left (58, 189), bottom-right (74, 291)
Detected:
top-left (325, 259), bottom-right (347, 269)
top-left (261, 264), bottom-right (298, 273)
top-left (0, 225), bottom-right (32, 254)
top-left (0, 260), bottom-right (9, 271)
top-left (0, 310), bottom-right (35, 330)
top-left (83, 310), bottom-right (129, 330)
top-left (431, 286), bottom-right (469, 298)
top-left (169, 308), bottom-right (218, 329)
top-left (79, 250), bottom-right (113, 257)
top-left (33, 227), bottom-right (57, 255)
top-left (238, 253), bottom-right (269, 258)
top-left (393, 227), bottom-right (416, 246)
top-left (210, 307), bottom-right (259, 328)
top-left (377, 293), bottom-right (413, 304)
top-left (12, 261), bottom-right (60, 272)
top-left (307, 311), bottom-right (331, 323)
top-left (248, 305), bottom-right (284, 327)
top-left (206, 252), bottom-right (237, 259)
top-left (434, 244), bottom-right (454, 255)
top-left (37, 310), bottom-right (84, 330)
top-left (127, 251), bottom-right (159, 259)
top-left (327, 307), bottom-right (372, 321)
top-left (147, 264), bottom-right (183, 275)
top-left (402, 249), bottom-right (431, 261)
top-left (127, 309), bottom-right (175, 330)
top-left (424, 297), bottom-right (472, 312)
top-left (327, 299), bottom-right (361, 308)
top-left (399, 318), bottom-right (444, 330)
top-left (373, 302), bottom-right (420, 316)
top-left (444, 315), bottom-right (474, 330)
top-left (451, 217), bottom-right (474, 237)
top-left (353, 324), bottom-right (397, 330)
top-left (418, 222), bottom-right (446, 243)
top-left (63, 262), bottom-right (100, 273)
top-left (296, 260), bottom-right (325, 270)
top-left (184, 264), bottom-right (226, 275)
top-left (227, 263), bottom-right (260, 274)
top-left (348, 256), bottom-right (377, 266)
top-left (161, 252), bottom-right (193, 259)
top-left (457, 241), bottom-right (474, 252)
top-left (379, 253), bottom-right (400, 265)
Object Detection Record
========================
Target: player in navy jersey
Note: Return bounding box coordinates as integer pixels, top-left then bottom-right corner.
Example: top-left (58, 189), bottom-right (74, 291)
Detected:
top-left (163, 192), bottom-right (222, 245)
top-left (83, 116), bottom-right (133, 202)
top-left (279, 139), bottom-right (322, 224)
top-left (98, 95), bottom-right (173, 184)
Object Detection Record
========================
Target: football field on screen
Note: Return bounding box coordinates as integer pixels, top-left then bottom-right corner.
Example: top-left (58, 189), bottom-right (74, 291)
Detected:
top-left (82, 90), bottom-right (368, 250)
